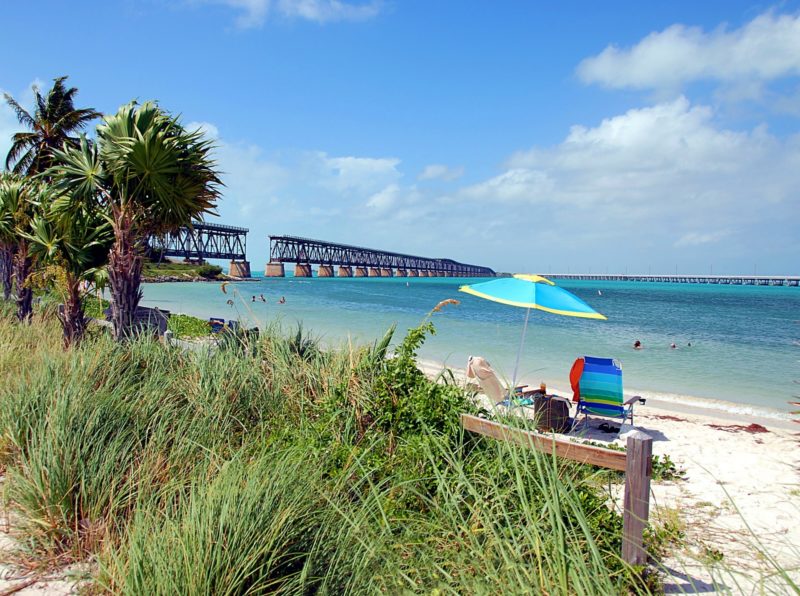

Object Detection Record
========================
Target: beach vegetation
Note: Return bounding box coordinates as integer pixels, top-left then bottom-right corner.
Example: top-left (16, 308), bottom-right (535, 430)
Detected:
top-left (0, 308), bottom-right (655, 594)
top-left (3, 76), bottom-right (100, 176)
top-left (197, 263), bottom-right (222, 279)
top-left (167, 313), bottom-right (212, 338)
top-left (47, 101), bottom-right (221, 341)
top-left (0, 175), bottom-right (43, 321)
top-left (24, 159), bottom-right (112, 344)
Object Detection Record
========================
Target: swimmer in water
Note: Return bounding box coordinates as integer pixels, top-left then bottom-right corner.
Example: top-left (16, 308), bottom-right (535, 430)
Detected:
top-left (278, 296), bottom-right (286, 304)
top-left (260, 294), bottom-right (266, 302)
top-left (670, 343), bottom-right (677, 349)
top-left (687, 341), bottom-right (692, 347)
top-left (633, 340), bottom-right (642, 350)
top-left (251, 296), bottom-right (256, 302)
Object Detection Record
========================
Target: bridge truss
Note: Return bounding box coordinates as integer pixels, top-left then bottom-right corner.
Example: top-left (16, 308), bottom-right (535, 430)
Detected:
top-left (269, 235), bottom-right (494, 276)
top-left (148, 222), bottom-right (249, 261)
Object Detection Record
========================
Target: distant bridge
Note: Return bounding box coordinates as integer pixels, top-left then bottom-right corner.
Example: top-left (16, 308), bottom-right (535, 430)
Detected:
top-left (546, 273), bottom-right (799, 287)
top-left (265, 235), bottom-right (495, 278)
top-left (147, 222), bottom-right (252, 277)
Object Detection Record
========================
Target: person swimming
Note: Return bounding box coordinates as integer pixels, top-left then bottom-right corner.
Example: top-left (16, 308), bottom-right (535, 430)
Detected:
top-left (670, 343), bottom-right (677, 349)
top-left (633, 340), bottom-right (642, 349)
top-left (278, 296), bottom-right (286, 304)
top-left (260, 294), bottom-right (266, 302)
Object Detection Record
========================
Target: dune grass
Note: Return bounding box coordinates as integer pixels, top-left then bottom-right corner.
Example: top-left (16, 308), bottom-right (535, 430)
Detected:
top-left (0, 304), bottom-right (675, 593)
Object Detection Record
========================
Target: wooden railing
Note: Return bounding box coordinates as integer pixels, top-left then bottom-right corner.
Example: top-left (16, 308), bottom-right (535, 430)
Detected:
top-left (460, 414), bottom-right (653, 566)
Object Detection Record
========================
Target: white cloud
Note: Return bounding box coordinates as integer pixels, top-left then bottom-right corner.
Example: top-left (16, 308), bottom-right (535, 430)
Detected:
top-left (675, 230), bottom-right (730, 247)
top-left (205, 0), bottom-right (382, 28)
top-left (316, 152), bottom-right (401, 194)
top-left (577, 11), bottom-right (800, 93)
top-left (418, 163), bottom-right (464, 181)
top-left (456, 97), bottom-right (800, 264)
top-left (365, 184), bottom-right (399, 211)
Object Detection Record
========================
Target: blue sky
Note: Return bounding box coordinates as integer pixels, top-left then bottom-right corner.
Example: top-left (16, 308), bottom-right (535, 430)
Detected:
top-left (2, 0), bottom-right (799, 274)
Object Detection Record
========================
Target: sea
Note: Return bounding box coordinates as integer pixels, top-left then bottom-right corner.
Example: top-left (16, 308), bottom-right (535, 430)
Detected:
top-left (139, 275), bottom-right (800, 420)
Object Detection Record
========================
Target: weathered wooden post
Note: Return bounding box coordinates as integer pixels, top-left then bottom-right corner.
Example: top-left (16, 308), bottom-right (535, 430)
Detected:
top-left (622, 430), bottom-right (653, 565)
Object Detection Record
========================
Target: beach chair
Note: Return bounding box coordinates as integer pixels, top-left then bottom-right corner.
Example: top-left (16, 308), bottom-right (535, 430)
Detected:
top-left (209, 317), bottom-right (226, 334)
top-left (569, 356), bottom-right (645, 429)
top-left (466, 355), bottom-right (537, 407)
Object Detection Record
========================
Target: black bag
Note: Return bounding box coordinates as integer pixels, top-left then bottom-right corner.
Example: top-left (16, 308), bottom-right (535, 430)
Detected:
top-left (534, 395), bottom-right (571, 433)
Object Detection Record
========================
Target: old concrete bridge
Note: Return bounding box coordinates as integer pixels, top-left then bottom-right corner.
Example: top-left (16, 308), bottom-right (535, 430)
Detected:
top-left (265, 235), bottom-right (495, 278)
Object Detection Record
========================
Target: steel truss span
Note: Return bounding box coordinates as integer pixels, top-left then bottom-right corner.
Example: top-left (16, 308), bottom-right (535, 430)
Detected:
top-left (148, 223), bottom-right (249, 261)
top-left (269, 235), bottom-right (495, 276)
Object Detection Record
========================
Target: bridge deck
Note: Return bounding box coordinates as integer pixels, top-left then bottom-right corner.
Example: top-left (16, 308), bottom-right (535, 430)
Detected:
top-left (546, 273), bottom-right (799, 286)
top-left (148, 222), bottom-right (249, 261)
top-left (269, 235), bottom-right (494, 276)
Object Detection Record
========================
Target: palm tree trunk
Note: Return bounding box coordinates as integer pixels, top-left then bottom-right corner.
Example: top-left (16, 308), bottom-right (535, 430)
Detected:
top-left (58, 275), bottom-right (86, 346)
top-left (14, 241), bottom-right (33, 322)
top-left (0, 245), bottom-right (13, 300)
top-left (108, 208), bottom-right (143, 341)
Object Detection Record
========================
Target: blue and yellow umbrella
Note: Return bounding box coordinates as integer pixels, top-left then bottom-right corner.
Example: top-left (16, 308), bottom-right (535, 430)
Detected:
top-left (459, 274), bottom-right (606, 389)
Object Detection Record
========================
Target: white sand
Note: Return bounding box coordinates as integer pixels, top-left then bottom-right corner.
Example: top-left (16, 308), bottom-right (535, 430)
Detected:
top-left (420, 359), bottom-right (800, 593)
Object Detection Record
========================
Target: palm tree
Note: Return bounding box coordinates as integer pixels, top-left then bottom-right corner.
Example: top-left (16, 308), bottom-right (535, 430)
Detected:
top-left (50, 103), bottom-right (221, 340)
top-left (0, 176), bottom-right (41, 321)
top-left (4, 76), bottom-right (100, 175)
top-left (26, 147), bottom-right (112, 344)
top-left (0, 174), bottom-right (15, 300)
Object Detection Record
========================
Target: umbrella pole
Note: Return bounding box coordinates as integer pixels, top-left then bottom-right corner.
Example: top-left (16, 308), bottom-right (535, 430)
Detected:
top-left (511, 307), bottom-right (531, 391)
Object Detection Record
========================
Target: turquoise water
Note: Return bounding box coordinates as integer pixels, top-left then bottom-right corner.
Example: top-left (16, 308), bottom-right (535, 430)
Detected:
top-left (140, 276), bottom-right (800, 418)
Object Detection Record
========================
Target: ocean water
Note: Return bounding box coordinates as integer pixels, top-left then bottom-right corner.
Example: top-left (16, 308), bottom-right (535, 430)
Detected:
top-left (140, 276), bottom-right (800, 418)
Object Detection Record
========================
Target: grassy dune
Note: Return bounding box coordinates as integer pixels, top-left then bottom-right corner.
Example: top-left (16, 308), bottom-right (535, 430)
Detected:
top-left (0, 304), bottom-right (659, 594)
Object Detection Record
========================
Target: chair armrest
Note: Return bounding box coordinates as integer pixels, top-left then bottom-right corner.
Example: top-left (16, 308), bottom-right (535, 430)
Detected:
top-left (624, 395), bottom-right (646, 406)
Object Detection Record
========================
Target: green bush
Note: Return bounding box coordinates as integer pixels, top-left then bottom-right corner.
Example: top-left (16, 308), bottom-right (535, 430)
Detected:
top-left (167, 313), bottom-right (211, 338)
top-left (197, 264), bottom-right (222, 279)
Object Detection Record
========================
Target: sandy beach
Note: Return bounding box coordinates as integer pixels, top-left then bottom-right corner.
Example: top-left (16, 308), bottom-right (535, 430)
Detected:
top-left (420, 359), bottom-right (800, 593)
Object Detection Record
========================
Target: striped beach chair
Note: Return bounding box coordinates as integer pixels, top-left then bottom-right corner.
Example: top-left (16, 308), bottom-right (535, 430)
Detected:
top-left (569, 356), bottom-right (645, 429)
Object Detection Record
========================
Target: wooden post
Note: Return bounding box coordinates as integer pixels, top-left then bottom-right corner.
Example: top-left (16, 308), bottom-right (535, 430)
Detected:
top-left (622, 431), bottom-right (652, 565)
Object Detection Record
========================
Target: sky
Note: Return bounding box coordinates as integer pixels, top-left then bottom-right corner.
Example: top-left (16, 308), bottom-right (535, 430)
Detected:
top-left (1, 0), bottom-right (799, 274)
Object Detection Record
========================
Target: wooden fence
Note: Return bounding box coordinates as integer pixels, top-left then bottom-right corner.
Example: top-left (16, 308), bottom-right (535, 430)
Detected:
top-left (460, 413), bottom-right (653, 566)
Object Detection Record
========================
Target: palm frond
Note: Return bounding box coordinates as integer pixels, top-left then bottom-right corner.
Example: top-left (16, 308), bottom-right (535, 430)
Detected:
top-left (2, 93), bottom-right (35, 129)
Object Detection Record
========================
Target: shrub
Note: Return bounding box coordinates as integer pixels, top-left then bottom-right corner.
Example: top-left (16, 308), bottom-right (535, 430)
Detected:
top-left (197, 264), bottom-right (222, 279)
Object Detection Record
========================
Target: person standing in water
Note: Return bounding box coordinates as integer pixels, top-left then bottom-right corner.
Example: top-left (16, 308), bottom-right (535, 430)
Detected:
top-left (633, 340), bottom-right (643, 350)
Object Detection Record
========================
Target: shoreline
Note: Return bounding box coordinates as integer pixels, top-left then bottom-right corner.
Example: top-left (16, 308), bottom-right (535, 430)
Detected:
top-left (417, 357), bottom-right (798, 431)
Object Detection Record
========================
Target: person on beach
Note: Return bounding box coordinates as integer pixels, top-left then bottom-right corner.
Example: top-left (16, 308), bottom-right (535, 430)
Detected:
top-left (633, 340), bottom-right (642, 349)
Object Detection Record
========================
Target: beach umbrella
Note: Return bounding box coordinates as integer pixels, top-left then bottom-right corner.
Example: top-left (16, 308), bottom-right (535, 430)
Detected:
top-left (459, 274), bottom-right (606, 391)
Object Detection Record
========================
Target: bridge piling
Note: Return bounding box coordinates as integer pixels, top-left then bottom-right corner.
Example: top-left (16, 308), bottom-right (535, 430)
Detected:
top-left (318, 265), bottom-right (334, 277)
top-left (295, 264), bottom-right (312, 277)
top-left (228, 260), bottom-right (251, 278)
top-left (265, 262), bottom-right (285, 277)
top-left (338, 266), bottom-right (353, 277)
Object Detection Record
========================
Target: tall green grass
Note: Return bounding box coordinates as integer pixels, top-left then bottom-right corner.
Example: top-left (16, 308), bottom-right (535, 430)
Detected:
top-left (6, 305), bottom-right (762, 593)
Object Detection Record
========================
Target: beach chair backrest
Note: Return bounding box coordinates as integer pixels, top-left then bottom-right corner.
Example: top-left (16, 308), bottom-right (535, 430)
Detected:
top-left (578, 356), bottom-right (624, 418)
top-left (466, 356), bottom-right (506, 403)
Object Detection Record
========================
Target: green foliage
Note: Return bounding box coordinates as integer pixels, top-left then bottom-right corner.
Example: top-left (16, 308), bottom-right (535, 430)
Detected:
top-left (0, 312), bottom-right (665, 594)
top-left (167, 313), bottom-right (211, 338)
top-left (370, 320), bottom-right (472, 439)
top-left (196, 263), bottom-right (222, 279)
top-left (3, 76), bottom-right (100, 175)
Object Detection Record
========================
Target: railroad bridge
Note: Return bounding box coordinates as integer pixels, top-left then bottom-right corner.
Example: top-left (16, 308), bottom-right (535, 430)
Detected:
top-left (147, 222), bottom-right (252, 277)
top-left (546, 273), bottom-right (799, 287)
top-left (266, 235), bottom-right (495, 278)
